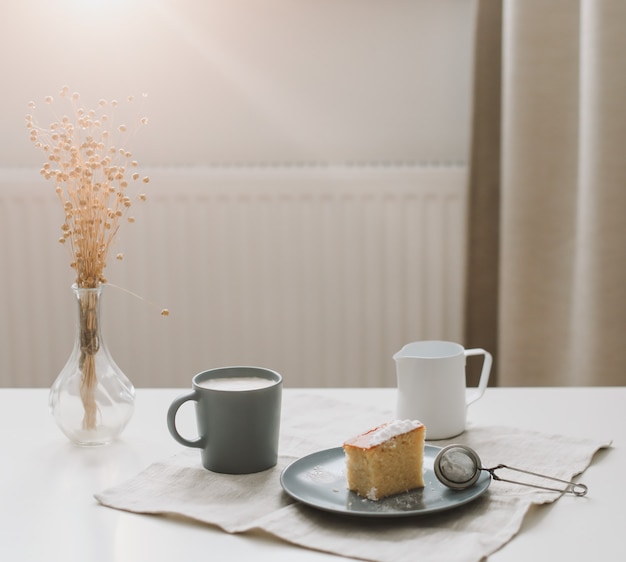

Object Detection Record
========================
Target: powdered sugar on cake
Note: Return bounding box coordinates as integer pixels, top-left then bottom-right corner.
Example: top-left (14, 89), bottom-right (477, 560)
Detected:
top-left (367, 420), bottom-right (422, 446)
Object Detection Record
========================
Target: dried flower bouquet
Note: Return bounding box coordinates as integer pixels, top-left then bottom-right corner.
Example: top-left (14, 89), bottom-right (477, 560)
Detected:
top-left (26, 87), bottom-right (150, 433)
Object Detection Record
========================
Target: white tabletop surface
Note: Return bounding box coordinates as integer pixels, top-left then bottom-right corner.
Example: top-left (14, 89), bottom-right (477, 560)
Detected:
top-left (0, 387), bottom-right (622, 561)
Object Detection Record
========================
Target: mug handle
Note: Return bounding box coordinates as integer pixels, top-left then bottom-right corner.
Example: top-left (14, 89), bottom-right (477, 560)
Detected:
top-left (464, 348), bottom-right (492, 406)
top-left (166, 390), bottom-right (205, 449)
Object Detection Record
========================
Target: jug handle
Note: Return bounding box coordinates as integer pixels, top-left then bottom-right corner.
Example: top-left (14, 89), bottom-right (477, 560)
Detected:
top-left (465, 348), bottom-right (492, 405)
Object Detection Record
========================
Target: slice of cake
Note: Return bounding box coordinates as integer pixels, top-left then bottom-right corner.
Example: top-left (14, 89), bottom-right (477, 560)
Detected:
top-left (343, 420), bottom-right (425, 501)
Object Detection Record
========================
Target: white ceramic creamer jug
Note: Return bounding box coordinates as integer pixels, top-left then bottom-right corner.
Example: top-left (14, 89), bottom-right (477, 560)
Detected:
top-left (394, 341), bottom-right (492, 439)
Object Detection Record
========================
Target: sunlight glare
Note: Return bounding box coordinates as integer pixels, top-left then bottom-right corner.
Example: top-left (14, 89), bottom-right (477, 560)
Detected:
top-left (66, 0), bottom-right (144, 19)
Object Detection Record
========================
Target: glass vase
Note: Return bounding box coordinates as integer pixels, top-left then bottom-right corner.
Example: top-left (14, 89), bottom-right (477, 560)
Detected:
top-left (49, 284), bottom-right (135, 446)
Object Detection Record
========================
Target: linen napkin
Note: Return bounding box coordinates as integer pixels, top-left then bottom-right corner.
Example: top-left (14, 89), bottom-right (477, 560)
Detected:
top-left (96, 393), bottom-right (610, 562)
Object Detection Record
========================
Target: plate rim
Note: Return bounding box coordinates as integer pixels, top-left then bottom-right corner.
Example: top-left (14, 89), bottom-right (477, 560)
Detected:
top-left (280, 444), bottom-right (491, 518)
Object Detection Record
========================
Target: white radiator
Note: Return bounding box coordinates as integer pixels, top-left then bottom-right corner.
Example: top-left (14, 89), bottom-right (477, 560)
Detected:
top-left (0, 165), bottom-right (467, 388)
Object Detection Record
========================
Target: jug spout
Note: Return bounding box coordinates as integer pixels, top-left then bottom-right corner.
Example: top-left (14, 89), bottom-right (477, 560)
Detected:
top-left (394, 341), bottom-right (432, 361)
top-left (393, 343), bottom-right (413, 362)
top-left (394, 340), bottom-right (464, 361)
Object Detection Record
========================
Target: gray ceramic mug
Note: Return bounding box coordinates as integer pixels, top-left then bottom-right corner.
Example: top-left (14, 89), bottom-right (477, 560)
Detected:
top-left (167, 366), bottom-right (282, 474)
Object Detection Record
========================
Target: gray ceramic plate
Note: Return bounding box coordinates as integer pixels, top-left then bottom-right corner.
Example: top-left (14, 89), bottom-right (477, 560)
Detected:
top-left (280, 444), bottom-right (490, 517)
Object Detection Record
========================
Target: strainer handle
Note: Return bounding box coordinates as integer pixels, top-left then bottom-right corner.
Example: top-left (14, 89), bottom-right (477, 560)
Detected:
top-left (485, 464), bottom-right (588, 496)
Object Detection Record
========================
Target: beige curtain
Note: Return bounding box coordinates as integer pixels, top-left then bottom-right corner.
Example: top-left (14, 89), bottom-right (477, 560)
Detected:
top-left (466, 0), bottom-right (626, 386)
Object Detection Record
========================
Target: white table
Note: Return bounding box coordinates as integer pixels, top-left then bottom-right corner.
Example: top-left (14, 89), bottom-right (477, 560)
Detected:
top-left (0, 387), bottom-right (622, 561)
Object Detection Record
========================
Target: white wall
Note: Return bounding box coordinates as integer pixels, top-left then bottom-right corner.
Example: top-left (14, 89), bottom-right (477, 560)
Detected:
top-left (0, 0), bottom-right (477, 387)
top-left (1, 0), bottom-right (476, 167)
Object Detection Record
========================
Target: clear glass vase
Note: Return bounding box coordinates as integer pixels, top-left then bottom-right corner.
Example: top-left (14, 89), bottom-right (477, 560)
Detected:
top-left (49, 284), bottom-right (135, 446)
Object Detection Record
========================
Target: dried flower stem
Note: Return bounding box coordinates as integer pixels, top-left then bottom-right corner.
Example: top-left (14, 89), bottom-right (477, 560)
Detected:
top-left (78, 290), bottom-right (99, 429)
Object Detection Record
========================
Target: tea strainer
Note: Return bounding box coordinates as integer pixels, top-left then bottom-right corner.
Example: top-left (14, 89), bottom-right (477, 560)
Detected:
top-left (433, 444), bottom-right (588, 496)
